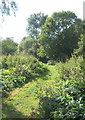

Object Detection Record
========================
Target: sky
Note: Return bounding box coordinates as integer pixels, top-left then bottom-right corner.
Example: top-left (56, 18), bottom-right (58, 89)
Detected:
top-left (0, 0), bottom-right (84, 43)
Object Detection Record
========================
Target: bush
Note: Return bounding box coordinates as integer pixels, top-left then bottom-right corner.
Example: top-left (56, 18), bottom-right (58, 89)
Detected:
top-left (1, 70), bottom-right (26, 92)
top-left (1, 55), bottom-right (48, 92)
top-left (35, 56), bottom-right (85, 119)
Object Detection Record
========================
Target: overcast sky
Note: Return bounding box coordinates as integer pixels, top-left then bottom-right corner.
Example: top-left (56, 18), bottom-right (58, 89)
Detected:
top-left (0, 0), bottom-right (84, 43)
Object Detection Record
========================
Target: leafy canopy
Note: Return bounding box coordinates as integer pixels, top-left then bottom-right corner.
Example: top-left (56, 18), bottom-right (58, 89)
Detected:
top-left (37, 11), bottom-right (83, 61)
top-left (26, 12), bottom-right (48, 39)
top-left (0, 0), bottom-right (17, 16)
top-left (0, 38), bottom-right (18, 55)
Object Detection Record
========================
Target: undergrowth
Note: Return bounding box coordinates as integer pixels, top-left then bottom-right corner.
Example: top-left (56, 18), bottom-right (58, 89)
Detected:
top-left (1, 55), bottom-right (85, 120)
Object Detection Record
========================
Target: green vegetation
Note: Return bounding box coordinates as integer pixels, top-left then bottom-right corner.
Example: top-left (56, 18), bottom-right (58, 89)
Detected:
top-left (0, 38), bottom-right (18, 55)
top-left (1, 55), bottom-right (48, 92)
top-left (37, 11), bottom-right (82, 61)
top-left (0, 0), bottom-right (17, 16)
top-left (1, 55), bottom-right (84, 119)
top-left (1, 11), bottom-right (84, 119)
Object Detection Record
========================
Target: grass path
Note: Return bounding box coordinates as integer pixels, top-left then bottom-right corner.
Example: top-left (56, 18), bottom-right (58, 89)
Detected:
top-left (3, 65), bottom-right (59, 118)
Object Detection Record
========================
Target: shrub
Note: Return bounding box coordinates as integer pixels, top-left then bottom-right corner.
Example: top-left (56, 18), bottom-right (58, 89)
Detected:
top-left (1, 70), bottom-right (26, 92)
top-left (1, 55), bottom-right (48, 92)
top-left (35, 56), bottom-right (85, 119)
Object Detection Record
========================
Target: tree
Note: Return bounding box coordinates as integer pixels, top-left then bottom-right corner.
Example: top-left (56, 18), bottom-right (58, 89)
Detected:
top-left (18, 36), bottom-right (35, 55)
top-left (0, 38), bottom-right (18, 55)
top-left (26, 12), bottom-right (48, 39)
top-left (74, 20), bottom-right (85, 56)
top-left (52, 11), bottom-right (77, 32)
top-left (74, 34), bottom-right (84, 56)
top-left (37, 17), bottom-right (57, 59)
top-left (0, 0), bottom-right (17, 16)
top-left (26, 12), bottom-right (48, 57)
top-left (37, 11), bottom-right (82, 61)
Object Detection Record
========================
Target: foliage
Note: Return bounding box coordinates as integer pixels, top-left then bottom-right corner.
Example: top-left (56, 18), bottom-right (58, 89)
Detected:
top-left (74, 19), bottom-right (85, 57)
top-left (74, 34), bottom-right (84, 56)
top-left (18, 36), bottom-right (37, 56)
top-left (18, 36), bottom-right (34, 52)
top-left (0, 38), bottom-right (18, 55)
top-left (1, 55), bottom-right (48, 92)
top-left (1, 10), bottom-right (84, 119)
top-left (7, 11), bottom-right (82, 62)
top-left (37, 11), bottom-right (82, 61)
top-left (38, 82), bottom-right (85, 119)
top-left (36, 56), bottom-right (84, 119)
top-left (25, 12), bottom-right (48, 57)
top-left (26, 12), bottom-right (48, 39)
top-left (2, 55), bottom-right (84, 119)
top-left (0, 0), bottom-right (17, 16)
top-left (2, 70), bottom-right (26, 92)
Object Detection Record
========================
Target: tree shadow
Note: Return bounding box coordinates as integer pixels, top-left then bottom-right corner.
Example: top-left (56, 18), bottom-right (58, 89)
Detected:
top-left (29, 96), bottom-right (57, 119)
top-left (2, 101), bottom-right (41, 120)
top-left (2, 102), bottom-right (27, 119)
